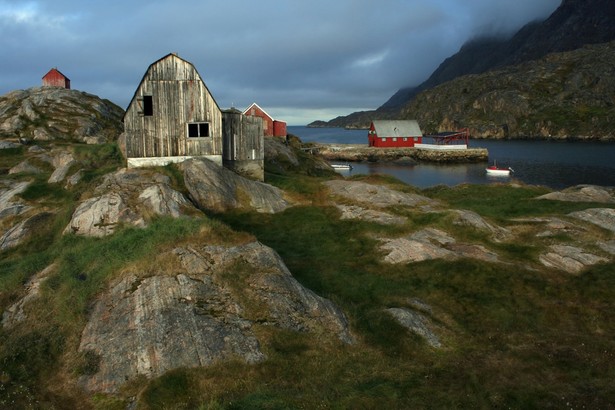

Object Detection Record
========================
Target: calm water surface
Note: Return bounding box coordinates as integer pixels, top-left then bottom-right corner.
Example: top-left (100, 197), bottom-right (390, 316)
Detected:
top-left (288, 126), bottom-right (615, 189)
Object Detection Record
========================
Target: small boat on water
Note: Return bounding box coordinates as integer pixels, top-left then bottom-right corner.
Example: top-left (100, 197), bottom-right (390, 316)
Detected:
top-left (486, 161), bottom-right (514, 176)
top-left (331, 163), bottom-right (353, 170)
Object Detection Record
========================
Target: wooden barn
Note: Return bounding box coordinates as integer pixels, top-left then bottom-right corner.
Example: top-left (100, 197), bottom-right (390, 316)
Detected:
top-left (243, 102), bottom-right (287, 137)
top-left (368, 120), bottom-right (423, 148)
top-left (42, 68), bottom-right (70, 89)
top-left (222, 108), bottom-right (264, 181)
top-left (123, 53), bottom-right (223, 168)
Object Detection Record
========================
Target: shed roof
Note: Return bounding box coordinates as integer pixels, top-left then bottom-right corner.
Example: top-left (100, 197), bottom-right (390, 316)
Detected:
top-left (42, 68), bottom-right (70, 81)
top-left (372, 120), bottom-right (422, 137)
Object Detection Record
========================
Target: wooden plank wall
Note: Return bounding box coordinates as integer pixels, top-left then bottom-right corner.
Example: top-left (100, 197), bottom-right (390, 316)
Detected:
top-left (222, 111), bottom-right (263, 161)
top-left (124, 55), bottom-right (222, 159)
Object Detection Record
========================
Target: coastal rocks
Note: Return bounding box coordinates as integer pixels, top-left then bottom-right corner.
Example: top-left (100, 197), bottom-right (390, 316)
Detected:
top-left (537, 185), bottom-right (615, 203)
top-left (316, 144), bottom-right (488, 164)
top-left (78, 241), bottom-right (353, 393)
top-left (324, 180), bottom-right (438, 209)
top-left (64, 169), bottom-right (195, 237)
top-left (379, 228), bottom-right (499, 264)
top-left (335, 204), bottom-right (407, 226)
top-left (539, 244), bottom-right (608, 274)
top-left (569, 208), bottom-right (615, 232)
top-left (182, 158), bottom-right (289, 214)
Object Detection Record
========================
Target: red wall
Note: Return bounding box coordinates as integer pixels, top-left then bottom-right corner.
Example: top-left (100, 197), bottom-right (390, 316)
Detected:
top-left (273, 120), bottom-right (287, 137)
top-left (247, 106), bottom-right (274, 136)
top-left (42, 69), bottom-right (70, 89)
top-left (368, 123), bottom-right (421, 147)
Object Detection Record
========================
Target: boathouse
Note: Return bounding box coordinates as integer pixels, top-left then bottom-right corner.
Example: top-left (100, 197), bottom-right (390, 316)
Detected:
top-left (243, 102), bottom-right (287, 137)
top-left (123, 53), bottom-right (223, 168)
top-left (368, 120), bottom-right (423, 148)
top-left (42, 68), bottom-right (70, 89)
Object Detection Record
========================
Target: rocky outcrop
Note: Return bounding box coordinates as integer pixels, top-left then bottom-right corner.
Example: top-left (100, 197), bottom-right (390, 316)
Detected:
top-left (386, 307), bottom-right (442, 348)
top-left (78, 241), bottom-right (353, 393)
top-left (539, 244), bottom-right (608, 274)
top-left (64, 169), bottom-right (195, 237)
top-left (324, 180), bottom-right (438, 210)
top-left (0, 87), bottom-right (123, 143)
top-left (0, 212), bottom-right (53, 250)
top-left (379, 228), bottom-right (499, 264)
top-left (0, 180), bottom-right (31, 218)
top-left (450, 209), bottom-right (511, 242)
top-left (569, 208), bottom-right (615, 233)
top-left (182, 158), bottom-right (289, 214)
top-left (537, 185), bottom-right (615, 203)
top-left (1, 264), bottom-right (56, 328)
top-left (335, 204), bottom-right (407, 226)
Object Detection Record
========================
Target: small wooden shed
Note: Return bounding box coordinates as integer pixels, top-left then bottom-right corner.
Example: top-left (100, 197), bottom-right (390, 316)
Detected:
top-left (222, 108), bottom-right (264, 181)
top-left (123, 53), bottom-right (223, 168)
top-left (243, 102), bottom-right (287, 137)
top-left (368, 120), bottom-right (423, 148)
top-left (42, 68), bottom-right (70, 89)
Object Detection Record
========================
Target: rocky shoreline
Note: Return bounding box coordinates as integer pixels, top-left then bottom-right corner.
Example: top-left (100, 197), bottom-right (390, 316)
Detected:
top-left (312, 143), bottom-right (488, 163)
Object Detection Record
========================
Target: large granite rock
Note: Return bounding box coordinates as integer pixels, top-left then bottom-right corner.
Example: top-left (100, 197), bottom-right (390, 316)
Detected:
top-left (324, 180), bottom-right (438, 209)
top-left (182, 158), bottom-right (289, 214)
top-left (0, 212), bottom-right (53, 250)
top-left (0, 180), bottom-right (31, 218)
top-left (379, 228), bottom-right (499, 264)
top-left (78, 241), bottom-right (353, 393)
top-left (64, 169), bottom-right (195, 237)
top-left (335, 204), bottom-right (407, 226)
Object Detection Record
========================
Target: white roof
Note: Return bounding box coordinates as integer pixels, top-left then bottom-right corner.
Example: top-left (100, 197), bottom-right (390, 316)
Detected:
top-left (372, 120), bottom-right (422, 137)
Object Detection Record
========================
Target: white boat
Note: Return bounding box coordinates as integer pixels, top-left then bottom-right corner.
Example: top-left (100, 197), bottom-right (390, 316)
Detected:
top-left (331, 163), bottom-right (353, 170)
top-left (486, 161), bottom-right (513, 176)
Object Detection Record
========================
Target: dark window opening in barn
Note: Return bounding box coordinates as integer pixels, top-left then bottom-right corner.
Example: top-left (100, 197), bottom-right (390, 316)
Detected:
top-left (188, 122), bottom-right (210, 138)
top-left (143, 96), bottom-right (153, 116)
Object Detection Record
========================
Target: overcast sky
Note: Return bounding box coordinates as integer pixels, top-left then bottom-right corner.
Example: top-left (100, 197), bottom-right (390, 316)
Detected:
top-left (1, 0), bottom-right (560, 125)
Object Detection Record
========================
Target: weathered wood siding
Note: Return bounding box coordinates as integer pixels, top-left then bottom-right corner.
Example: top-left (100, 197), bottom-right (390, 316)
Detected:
top-left (222, 110), bottom-right (263, 161)
top-left (124, 54), bottom-right (222, 159)
top-left (222, 110), bottom-right (264, 180)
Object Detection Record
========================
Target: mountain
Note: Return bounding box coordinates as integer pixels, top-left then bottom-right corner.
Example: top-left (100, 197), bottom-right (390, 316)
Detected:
top-left (312, 0), bottom-right (615, 133)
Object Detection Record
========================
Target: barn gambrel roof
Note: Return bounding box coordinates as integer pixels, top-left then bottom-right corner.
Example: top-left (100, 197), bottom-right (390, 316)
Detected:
top-left (123, 53), bottom-right (221, 120)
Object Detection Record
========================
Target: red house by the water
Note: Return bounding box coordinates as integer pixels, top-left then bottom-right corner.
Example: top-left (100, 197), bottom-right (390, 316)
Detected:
top-left (368, 120), bottom-right (423, 148)
top-left (42, 68), bottom-right (71, 89)
top-left (243, 102), bottom-right (287, 137)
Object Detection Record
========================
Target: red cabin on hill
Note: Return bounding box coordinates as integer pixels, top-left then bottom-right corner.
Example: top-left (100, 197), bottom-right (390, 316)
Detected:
top-left (243, 102), bottom-right (287, 137)
top-left (42, 68), bottom-right (71, 89)
top-left (368, 120), bottom-right (423, 148)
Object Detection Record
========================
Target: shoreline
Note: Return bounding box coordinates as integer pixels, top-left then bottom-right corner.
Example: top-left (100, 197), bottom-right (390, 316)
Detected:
top-left (310, 143), bottom-right (489, 164)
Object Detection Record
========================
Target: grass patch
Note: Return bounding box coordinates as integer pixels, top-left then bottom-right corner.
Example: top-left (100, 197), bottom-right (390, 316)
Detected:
top-left (422, 184), bottom-right (612, 220)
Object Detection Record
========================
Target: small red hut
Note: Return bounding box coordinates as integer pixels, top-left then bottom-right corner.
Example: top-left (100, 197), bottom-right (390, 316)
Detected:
top-left (368, 120), bottom-right (423, 148)
top-left (243, 102), bottom-right (286, 137)
top-left (42, 68), bottom-right (71, 89)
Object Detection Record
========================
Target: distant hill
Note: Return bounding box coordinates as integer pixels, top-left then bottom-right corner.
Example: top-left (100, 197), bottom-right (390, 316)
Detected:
top-left (312, 0), bottom-right (615, 135)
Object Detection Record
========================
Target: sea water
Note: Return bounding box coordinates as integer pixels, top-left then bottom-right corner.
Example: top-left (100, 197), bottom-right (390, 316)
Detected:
top-left (288, 126), bottom-right (615, 189)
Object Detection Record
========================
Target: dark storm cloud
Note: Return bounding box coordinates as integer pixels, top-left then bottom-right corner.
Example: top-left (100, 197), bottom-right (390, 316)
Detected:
top-left (0, 0), bottom-right (560, 124)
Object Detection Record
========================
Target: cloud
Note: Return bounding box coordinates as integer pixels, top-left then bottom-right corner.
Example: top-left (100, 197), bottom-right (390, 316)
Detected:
top-left (0, 0), bottom-right (560, 124)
